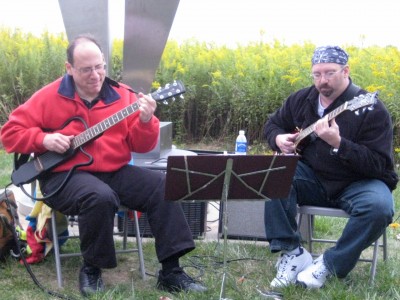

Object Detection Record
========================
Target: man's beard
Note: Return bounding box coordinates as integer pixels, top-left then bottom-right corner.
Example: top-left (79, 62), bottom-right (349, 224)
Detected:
top-left (317, 83), bottom-right (334, 97)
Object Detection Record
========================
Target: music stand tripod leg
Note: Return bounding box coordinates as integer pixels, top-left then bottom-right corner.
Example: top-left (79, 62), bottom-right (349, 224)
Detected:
top-left (219, 158), bottom-right (233, 300)
top-left (164, 154), bottom-right (298, 299)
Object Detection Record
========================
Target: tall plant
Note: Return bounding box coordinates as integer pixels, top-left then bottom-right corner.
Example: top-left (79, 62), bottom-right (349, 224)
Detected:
top-left (1, 28), bottom-right (399, 155)
top-left (0, 29), bottom-right (67, 123)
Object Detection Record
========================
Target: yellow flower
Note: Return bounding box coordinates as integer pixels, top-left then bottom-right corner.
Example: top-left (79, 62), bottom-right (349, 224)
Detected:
top-left (389, 222), bottom-right (400, 229)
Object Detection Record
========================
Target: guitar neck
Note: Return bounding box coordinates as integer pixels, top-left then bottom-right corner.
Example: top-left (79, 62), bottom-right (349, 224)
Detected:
top-left (295, 102), bottom-right (348, 145)
top-left (72, 102), bottom-right (140, 149)
top-left (70, 80), bottom-right (185, 149)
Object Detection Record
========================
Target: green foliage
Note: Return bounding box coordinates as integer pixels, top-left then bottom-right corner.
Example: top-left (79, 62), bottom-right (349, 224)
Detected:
top-left (154, 39), bottom-right (400, 148)
top-left (0, 29), bottom-right (67, 124)
top-left (110, 39), bottom-right (124, 82)
top-left (348, 45), bottom-right (400, 146)
top-left (0, 150), bottom-right (13, 187)
top-left (1, 28), bottom-right (400, 155)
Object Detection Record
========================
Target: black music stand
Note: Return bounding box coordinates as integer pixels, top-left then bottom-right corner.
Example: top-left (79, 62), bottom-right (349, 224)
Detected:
top-left (165, 155), bottom-right (298, 299)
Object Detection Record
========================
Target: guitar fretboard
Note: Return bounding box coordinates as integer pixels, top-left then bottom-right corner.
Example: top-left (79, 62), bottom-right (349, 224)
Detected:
top-left (72, 102), bottom-right (140, 149)
top-left (295, 102), bottom-right (348, 144)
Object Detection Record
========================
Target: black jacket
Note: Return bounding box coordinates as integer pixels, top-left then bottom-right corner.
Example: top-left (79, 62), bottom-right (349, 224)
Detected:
top-left (264, 82), bottom-right (398, 198)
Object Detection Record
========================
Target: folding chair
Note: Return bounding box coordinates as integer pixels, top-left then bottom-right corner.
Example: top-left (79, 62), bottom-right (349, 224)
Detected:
top-left (15, 155), bottom-right (146, 288)
top-left (50, 206), bottom-right (146, 288)
top-left (297, 205), bottom-right (388, 283)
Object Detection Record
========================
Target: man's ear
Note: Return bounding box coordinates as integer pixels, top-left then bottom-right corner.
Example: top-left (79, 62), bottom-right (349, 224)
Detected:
top-left (343, 65), bottom-right (350, 77)
top-left (65, 61), bottom-right (73, 75)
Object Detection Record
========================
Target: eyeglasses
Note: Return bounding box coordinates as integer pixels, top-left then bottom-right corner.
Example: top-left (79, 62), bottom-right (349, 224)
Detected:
top-left (310, 66), bottom-right (345, 80)
top-left (73, 63), bottom-right (106, 75)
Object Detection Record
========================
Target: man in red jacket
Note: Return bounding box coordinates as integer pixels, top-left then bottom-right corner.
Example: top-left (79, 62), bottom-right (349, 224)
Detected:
top-left (1, 34), bottom-right (206, 296)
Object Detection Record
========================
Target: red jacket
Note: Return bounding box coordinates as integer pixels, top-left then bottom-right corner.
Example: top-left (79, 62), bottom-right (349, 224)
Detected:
top-left (1, 75), bottom-right (160, 173)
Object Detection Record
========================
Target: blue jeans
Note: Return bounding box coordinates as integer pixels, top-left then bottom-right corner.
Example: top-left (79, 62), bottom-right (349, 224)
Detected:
top-left (264, 161), bottom-right (394, 278)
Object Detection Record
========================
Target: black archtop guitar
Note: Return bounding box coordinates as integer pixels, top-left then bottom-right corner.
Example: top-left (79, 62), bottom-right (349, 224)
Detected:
top-left (11, 80), bottom-right (185, 186)
top-left (294, 92), bottom-right (378, 153)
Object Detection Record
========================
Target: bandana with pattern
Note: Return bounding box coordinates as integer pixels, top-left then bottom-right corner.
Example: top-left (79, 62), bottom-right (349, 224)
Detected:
top-left (311, 45), bottom-right (349, 65)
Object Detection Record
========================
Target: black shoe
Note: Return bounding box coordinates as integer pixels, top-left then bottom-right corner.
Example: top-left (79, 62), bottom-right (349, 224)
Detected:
top-left (157, 267), bottom-right (207, 293)
top-left (79, 265), bottom-right (105, 297)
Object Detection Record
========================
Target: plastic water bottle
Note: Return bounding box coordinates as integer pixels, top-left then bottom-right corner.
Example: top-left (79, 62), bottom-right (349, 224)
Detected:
top-left (235, 130), bottom-right (247, 155)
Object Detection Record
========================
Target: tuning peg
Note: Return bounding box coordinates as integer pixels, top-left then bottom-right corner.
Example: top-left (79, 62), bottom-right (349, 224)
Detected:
top-left (163, 100), bottom-right (169, 105)
top-left (355, 110), bottom-right (360, 116)
top-left (180, 95), bottom-right (184, 99)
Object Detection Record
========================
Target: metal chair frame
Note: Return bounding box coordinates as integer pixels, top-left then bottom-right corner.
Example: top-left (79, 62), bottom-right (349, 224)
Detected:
top-left (297, 205), bottom-right (387, 283)
top-left (51, 207), bottom-right (146, 288)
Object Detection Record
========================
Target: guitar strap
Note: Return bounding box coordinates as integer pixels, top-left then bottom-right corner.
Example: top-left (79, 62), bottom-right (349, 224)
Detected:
top-left (343, 83), bottom-right (361, 101)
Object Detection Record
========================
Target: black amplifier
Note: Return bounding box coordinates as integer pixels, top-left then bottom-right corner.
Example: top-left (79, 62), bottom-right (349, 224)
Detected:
top-left (125, 147), bottom-right (209, 239)
top-left (118, 202), bottom-right (207, 239)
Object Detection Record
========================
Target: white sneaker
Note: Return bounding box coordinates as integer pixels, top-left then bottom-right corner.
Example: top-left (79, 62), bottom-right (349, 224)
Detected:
top-left (270, 247), bottom-right (313, 288)
top-left (296, 255), bottom-right (331, 289)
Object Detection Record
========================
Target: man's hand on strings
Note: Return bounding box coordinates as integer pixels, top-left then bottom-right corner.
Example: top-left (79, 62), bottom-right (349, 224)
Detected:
top-left (276, 132), bottom-right (299, 154)
top-left (313, 116), bottom-right (341, 149)
top-left (43, 133), bottom-right (74, 154)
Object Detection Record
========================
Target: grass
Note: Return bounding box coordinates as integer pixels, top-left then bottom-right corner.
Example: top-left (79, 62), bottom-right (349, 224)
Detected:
top-left (1, 234), bottom-right (400, 300)
top-left (1, 147), bottom-right (400, 299)
top-left (0, 149), bottom-right (13, 188)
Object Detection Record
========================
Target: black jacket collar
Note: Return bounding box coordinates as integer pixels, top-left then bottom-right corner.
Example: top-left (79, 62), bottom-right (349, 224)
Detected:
top-left (57, 74), bottom-right (121, 104)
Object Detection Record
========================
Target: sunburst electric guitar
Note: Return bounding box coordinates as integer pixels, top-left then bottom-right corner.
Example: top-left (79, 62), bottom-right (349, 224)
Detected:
top-left (293, 92), bottom-right (378, 153)
top-left (11, 80), bottom-right (186, 186)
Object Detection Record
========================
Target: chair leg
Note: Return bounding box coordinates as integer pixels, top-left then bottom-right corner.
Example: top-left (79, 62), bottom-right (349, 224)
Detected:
top-left (382, 229), bottom-right (388, 261)
top-left (369, 236), bottom-right (380, 283)
top-left (133, 211), bottom-right (146, 279)
top-left (122, 210), bottom-right (129, 250)
top-left (51, 210), bottom-right (63, 288)
top-left (52, 208), bottom-right (146, 286)
top-left (297, 207), bottom-right (388, 283)
top-left (307, 214), bottom-right (313, 254)
top-left (370, 228), bottom-right (389, 283)
top-left (296, 211), bottom-right (302, 228)
top-left (297, 212), bottom-right (312, 252)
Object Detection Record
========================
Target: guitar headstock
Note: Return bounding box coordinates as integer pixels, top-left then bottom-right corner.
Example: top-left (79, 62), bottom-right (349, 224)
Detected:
top-left (347, 92), bottom-right (378, 112)
top-left (151, 80), bottom-right (186, 103)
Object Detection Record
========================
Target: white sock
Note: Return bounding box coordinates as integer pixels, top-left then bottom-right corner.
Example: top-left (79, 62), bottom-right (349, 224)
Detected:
top-left (284, 246), bottom-right (301, 256)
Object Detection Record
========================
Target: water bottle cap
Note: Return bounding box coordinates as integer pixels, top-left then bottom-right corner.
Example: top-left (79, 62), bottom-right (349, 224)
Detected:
top-left (239, 130), bottom-right (245, 135)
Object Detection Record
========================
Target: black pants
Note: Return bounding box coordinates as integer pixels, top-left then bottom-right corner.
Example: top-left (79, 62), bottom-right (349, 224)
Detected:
top-left (40, 165), bottom-right (195, 268)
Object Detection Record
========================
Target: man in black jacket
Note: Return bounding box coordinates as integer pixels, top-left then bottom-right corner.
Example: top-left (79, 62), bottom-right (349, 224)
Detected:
top-left (264, 45), bottom-right (397, 289)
